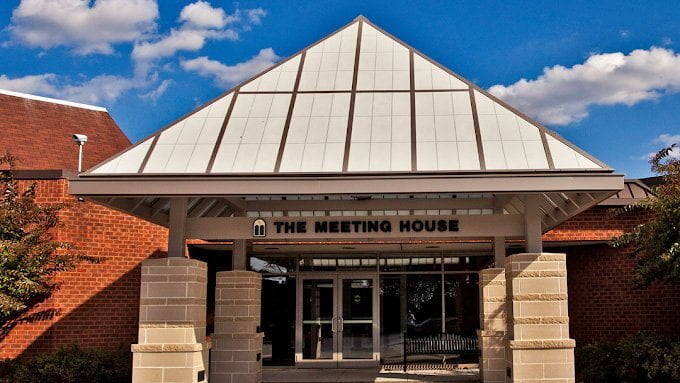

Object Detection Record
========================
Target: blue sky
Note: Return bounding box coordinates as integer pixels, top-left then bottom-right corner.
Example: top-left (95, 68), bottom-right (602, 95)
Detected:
top-left (1, 0), bottom-right (679, 178)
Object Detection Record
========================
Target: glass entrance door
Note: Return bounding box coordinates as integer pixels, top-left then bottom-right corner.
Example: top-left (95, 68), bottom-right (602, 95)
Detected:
top-left (296, 274), bottom-right (379, 368)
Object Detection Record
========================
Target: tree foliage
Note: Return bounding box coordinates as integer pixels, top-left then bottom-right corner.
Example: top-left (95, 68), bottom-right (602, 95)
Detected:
top-left (0, 153), bottom-right (95, 321)
top-left (611, 144), bottom-right (680, 286)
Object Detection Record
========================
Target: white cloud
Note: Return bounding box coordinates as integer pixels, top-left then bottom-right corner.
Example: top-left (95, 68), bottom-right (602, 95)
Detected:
top-left (9, 0), bottom-right (158, 55)
top-left (0, 73), bottom-right (134, 105)
top-left (246, 9), bottom-right (267, 25)
top-left (132, 2), bottom-right (265, 75)
top-left (640, 134), bottom-right (680, 160)
top-left (653, 133), bottom-right (680, 159)
top-left (488, 47), bottom-right (680, 125)
top-left (181, 48), bottom-right (280, 88)
top-left (140, 79), bottom-right (172, 102)
top-left (0, 74), bottom-right (58, 95)
top-left (179, 0), bottom-right (235, 29)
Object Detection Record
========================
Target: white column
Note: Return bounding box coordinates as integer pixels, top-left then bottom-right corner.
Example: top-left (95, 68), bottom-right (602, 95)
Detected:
top-left (168, 197), bottom-right (188, 258)
top-left (523, 194), bottom-right (542, 253)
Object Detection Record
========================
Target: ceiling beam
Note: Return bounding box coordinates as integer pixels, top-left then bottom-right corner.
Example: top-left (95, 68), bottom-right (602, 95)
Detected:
top-left (188, 198), bottom-right (217, 218)
top-left (232, 197), bottom-right (494, 212)
top-left (90, 197), bottom-right (169, 227)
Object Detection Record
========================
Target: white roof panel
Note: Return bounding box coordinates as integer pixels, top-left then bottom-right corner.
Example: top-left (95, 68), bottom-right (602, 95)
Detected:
top-left (86, 16), bottom-right (610, 176)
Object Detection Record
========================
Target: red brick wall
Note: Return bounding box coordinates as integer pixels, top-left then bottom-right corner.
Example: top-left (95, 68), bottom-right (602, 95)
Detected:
top-left (0, 178), bottom-right (168, 359)
top-left (546, 206), bottom-right (680, 345)
top-left (543, 205), bottom-right (654, 242)
top-left (566, 244), bottom-right (680, 344)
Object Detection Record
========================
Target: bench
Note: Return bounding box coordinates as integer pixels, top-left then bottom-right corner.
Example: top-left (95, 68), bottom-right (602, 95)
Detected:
top-left (403, 332), bottom-right (479, 371)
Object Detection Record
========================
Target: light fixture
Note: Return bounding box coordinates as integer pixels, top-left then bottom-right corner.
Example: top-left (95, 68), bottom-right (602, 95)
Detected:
top-left (71, 134), bottom-right (88, 173)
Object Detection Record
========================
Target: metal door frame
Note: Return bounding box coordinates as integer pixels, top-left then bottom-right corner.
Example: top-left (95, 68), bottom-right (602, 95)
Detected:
top-left (295, 273), bottom-right (380, 368)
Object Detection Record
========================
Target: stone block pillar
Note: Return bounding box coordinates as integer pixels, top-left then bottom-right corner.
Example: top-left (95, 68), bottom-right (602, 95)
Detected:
top-left (505, 253), bottom-right (575, 382)
top-left (478, 268), bottom-right (507, 383)
top-left (210, 271), bottom-right (264, 383)
top-left (132, 258), bottom-right (209, 383)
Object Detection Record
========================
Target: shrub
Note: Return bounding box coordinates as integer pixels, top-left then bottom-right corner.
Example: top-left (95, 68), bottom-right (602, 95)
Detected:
top-left (576, 332), bottom-right (680, 383)
top-left (0, 344), bottom-right (131, 383)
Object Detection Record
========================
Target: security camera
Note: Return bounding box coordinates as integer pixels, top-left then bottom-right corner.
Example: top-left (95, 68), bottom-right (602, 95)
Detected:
top-left (72, 134), bottom-right (88, 144)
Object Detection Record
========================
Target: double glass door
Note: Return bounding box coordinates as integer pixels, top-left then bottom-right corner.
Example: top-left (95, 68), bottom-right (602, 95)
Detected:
top-left (295, 274), bottom-right (379, 368)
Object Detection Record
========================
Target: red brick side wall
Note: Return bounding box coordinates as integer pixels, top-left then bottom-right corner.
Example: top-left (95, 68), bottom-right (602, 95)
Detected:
top-left (543, 205), bottom-right (654, 242)
top-left (566, 244), bottom-right (680, 344)
top-left (546, 206), bottom-right (680, 345)
top-left (0, 178), bottom-right (168, 359)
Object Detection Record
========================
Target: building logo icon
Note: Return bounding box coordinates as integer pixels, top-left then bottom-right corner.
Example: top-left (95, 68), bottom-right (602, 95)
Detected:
top-left (253, 219), bottom-right (266, 237)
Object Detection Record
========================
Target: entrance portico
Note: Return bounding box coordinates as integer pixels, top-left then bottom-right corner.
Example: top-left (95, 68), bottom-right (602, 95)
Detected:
top-left (70, 16), bottom-right (623, 383)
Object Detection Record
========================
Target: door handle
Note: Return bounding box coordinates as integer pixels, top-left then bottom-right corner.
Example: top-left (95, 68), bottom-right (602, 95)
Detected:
top-left (331, 317), bottom-right (337, 333)
top-left (338, 317), bottom-right (344, 333)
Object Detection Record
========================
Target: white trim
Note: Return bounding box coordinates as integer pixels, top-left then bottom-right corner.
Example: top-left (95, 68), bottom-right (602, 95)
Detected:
top-left (0, 88), bottom-right (107, 112)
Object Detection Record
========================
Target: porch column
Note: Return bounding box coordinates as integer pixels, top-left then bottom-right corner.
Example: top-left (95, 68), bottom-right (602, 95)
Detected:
top-left (132, 258), bottom-right (209, 383)
top-left (232, 239), bottom-right (248, 270)
top-left (477, 268), bottom-right (507, 383)
top-left (505, 253), bottom-right (574, 382)
top-left (210, 271), bottom-right (264, 383)
top-left (523, 195), bottom-right (542, 253)
top-left (168, 197), bottom-right (188, 258)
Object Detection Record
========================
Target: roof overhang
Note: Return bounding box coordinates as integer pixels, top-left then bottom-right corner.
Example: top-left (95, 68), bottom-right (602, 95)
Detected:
top-left (69, 171), bottom-right (624, 237)
top-left (71, 171), bottom-right (623, 196)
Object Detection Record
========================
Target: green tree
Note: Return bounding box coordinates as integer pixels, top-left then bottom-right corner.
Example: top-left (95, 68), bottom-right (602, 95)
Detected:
top-left (0, 153), bottom-right (95, 321)
top-left (612, 144), bottom-right (680, 286)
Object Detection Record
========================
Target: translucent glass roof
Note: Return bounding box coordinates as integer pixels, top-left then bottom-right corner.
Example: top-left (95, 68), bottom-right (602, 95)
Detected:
top-left (87, 16), bottom-right (610, 176)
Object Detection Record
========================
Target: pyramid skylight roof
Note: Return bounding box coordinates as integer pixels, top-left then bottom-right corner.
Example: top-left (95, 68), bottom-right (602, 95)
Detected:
top-left (86, 16), bottom-right (610, 176)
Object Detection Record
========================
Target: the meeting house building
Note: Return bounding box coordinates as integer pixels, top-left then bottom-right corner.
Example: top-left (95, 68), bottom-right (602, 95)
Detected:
top-left (61, 16), bottom-right (637, 383)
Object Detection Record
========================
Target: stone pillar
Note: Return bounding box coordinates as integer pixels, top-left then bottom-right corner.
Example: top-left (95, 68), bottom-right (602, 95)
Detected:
top-left (505, 253), bottom-right (575, 382)
top-left (132, 258), bottom-right (209, 383)
top-left (478, 268), bottom-right (507, 383)
top-left (210, 271), bottom-right (263, 383)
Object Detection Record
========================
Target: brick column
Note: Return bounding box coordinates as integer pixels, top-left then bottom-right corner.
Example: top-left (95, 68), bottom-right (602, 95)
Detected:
top-left (132, 258), bottom-right (209, 383)
top-left (505, 253), bottom-right (575, 382)
top-left (210, 271), bottom-right (263, 383)
top-left (478, 268), bottom-right (507, 383)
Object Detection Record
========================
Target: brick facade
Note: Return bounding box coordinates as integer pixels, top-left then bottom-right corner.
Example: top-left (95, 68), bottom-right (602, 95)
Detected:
top-left (566, 244), bottom-right (680, 344)
top-left (545, 205), bottom-right (680, 345)
top-left (0, 177), bottom-right (168, 359)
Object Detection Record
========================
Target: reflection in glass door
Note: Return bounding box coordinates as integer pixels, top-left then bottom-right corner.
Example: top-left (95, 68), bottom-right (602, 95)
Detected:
top-left (296, 274), bottom-right (379, 368)
top-left (301, 279), bottom-right (335, 365)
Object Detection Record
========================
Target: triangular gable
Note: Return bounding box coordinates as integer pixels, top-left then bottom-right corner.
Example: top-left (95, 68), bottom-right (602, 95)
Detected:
top-left (88, 16), bottom-right (609, 176)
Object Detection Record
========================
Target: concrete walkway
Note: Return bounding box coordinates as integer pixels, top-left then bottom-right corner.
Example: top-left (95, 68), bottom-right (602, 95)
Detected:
top-left (263, 368), bottom-right (480, 382)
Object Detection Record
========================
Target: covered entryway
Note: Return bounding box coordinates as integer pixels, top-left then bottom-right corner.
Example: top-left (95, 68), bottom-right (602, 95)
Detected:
top-left (70, 15), bottom-right (623, 383)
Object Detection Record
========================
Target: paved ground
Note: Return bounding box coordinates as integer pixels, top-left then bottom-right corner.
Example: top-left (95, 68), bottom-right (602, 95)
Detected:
top-left (262, 367), bottom-right (480, 382)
